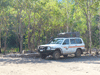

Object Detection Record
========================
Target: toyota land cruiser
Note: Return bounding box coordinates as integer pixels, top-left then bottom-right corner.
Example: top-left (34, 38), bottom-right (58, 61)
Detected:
top-left (38, 32), bottom-right (85, 59)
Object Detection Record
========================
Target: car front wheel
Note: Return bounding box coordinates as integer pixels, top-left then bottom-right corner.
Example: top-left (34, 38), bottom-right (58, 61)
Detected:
top-left (53, 51), bottom-right (60, 60)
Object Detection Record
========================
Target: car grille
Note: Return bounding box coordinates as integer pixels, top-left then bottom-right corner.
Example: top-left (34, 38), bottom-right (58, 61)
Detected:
top-left (39, 46), bottom-right (47, 50)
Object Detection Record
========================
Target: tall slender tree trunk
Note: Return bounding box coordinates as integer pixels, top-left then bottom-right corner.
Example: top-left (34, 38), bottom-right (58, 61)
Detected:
top-left (0, 19), bottom-right (1, 54)
top-left (17, 9), bottom-right (20, 52)
top-left (19, 9), bottom-right (23, 54)
top-left (28, 10), bottom-right (31, 50)
top-left (99, 26), bottom-right (100, 49)
top-left (32, 2), bottom-right (36, 50)
top-left (86, 16), bottom-right (89, 53)
top-left (66, 1), bottom-right (69, 33)
top-left (66, 23), bottom-right (69, 33)
top-left (88, 14), bottom-right (92, 54)
top-left (4, 30), bottom-right (8, 55)
top-left (86, 0), bottom-right (92, 54)
top-left (0, 29), bottom-right (1, 53)
top-left (88, 0), bottom-right (92, 54)
top-left (98, 13), bottom-right (100, 49)
top-left (37, 19), bottom-right (41, 45)
top-left (86, 0), bottom-right (89, 53)
top-left (98, 23), bottom-right (100, 49)
top-left (67, 10), bottom-right (69, 32)
top-left (4, 14), bottom-right (8, 55)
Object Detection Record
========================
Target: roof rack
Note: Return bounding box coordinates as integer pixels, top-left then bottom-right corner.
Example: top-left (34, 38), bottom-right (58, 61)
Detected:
top-left (57, 32), bottom-right (80, 38)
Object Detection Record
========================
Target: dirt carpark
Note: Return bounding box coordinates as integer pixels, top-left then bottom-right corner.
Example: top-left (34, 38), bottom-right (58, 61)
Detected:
top-left (0, 54), bottom-right (100, 75)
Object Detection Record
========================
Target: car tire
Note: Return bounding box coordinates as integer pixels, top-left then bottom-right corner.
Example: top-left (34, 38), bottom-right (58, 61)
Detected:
top-left (53, 51), bottom-right (60, 60)
top-left (63, 55), bottom-right (68, 58)
top-left (75, 49), bottom-right (81, 57)
top-left (40, 54), bottom-right (47, 59)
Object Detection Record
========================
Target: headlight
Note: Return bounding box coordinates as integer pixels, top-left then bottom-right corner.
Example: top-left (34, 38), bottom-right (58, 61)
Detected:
top-left (47, 47), bottom-right (51, 50)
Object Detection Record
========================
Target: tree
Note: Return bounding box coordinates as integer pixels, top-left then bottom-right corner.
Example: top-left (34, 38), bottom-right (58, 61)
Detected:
top-left (0, 0), bottom-right (99, 53)
top-left (74, 0), bottom-right (99, 53)
top-left (12, 0), bottom-right (26, 53)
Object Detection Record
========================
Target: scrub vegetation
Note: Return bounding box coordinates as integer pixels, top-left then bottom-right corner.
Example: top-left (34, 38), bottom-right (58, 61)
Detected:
top-left (0, 0), bottom-right (100, 54)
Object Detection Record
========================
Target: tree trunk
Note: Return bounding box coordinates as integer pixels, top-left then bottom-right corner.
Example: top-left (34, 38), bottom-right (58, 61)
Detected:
top-left (4, 30), bottom-right (8, 55)
top-left (0, 29), bottom-right (1, 53)
top-left (0, 18), bottom-right (2, 53)
top-left (67, 1), bottom-right (69, 33)
top-left (20, 35), bottom-right (23, 53)
top-left (88, 15), bottom-right (92, 54)
top-left (19, 9), bottom-right (23, 54)
top-left (99, 26), bottom-right (100, 49)
top-left (88, 0), bottom-right (92, 54)
top-left (3, 14), bottom-right (8, 55)
top-left (98, 13), bottom-right (100, 49)
top-left (28, 10), bottom-right (31, 50)
top-left (98, 23), bottom-right (100, 49)
top-left (32, 3), bottom-right (36, 51)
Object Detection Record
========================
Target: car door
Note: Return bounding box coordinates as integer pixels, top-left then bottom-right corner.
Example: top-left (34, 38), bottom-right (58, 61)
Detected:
top-left (61, 39), bottom-right (72, 54)
top-left (69, 39), bottom-right (77, 53)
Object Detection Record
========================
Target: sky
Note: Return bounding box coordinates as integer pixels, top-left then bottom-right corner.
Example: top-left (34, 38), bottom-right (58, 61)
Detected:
top-left (59, 0), bottom-right (62, 1)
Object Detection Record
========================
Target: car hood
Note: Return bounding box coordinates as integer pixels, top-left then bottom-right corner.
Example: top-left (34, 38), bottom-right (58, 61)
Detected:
top-left (39, 44), bottom-right (61, 47)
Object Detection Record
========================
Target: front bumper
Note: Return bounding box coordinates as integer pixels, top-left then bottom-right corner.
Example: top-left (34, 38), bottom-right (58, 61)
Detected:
top-left (38, 49), bottom-right (55, 55)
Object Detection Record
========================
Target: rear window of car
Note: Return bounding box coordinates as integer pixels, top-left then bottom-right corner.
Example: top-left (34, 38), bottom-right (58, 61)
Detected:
top-left (70, 39), bottom-right (82, 44)
top-left (70, 39), bottom-right (76, 44)
top-left (76, 39), bottom-right (82, 44)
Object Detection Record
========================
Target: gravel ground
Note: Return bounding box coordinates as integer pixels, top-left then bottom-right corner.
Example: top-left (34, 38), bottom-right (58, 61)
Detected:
top-left (0, 55), bottom-right (100, 75)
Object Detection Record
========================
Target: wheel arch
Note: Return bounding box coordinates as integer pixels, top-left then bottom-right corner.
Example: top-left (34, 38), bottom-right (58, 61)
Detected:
top-left (55, 48), bottom-right (63, 54)
top-left (76, 48), bottom-right (83, 54)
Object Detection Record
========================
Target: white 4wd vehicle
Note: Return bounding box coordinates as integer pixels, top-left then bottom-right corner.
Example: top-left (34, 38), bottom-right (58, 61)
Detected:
top-left (38, 37), bottom-right (85, 59)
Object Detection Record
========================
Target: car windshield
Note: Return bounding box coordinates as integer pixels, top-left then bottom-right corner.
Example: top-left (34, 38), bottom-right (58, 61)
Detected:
top-left (50, 39), bottom-right (64, 44)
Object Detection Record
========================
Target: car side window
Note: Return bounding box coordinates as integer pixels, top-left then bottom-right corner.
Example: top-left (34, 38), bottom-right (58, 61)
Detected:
top-left (76, 39), bottom-right (82, 44)
top-left (63, 39), bottom-right (69, 45)
top-left (70, 39), bottom-right (76, 44)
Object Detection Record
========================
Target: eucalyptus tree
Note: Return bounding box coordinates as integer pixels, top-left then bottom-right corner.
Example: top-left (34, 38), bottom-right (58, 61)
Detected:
top-left (74, 0), bottom-right (99, 53)
top-left (24, 0), bottom-right (32, 50)
top-left (97, 6), bottom-right (100, 49)
top-left (59, 0), bottom-right (75, 32)
top-left (24, 0), bottom-right (39, 50)
top-left (40, 0), bottom-right (63, 43)
top-left (12, 0), bottom-right (27, 53)
top-left (0, 0), bottom-right (11, 54)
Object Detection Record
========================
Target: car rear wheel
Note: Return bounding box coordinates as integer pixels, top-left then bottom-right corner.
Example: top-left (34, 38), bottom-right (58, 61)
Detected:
top-left (75, 49), bottom-right (81, 57)
top-left (53, 51), bottom-right (60, 60)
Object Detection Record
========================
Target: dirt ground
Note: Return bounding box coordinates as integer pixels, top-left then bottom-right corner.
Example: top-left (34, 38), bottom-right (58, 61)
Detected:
top-left (0, 55), bottom-right (100, 75)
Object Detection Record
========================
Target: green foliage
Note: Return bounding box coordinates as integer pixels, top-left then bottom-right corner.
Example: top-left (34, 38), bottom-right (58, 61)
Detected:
top-left (0, 0), bottom-right (100, 52)
top-left (14, 48), bottom-right (19, 52)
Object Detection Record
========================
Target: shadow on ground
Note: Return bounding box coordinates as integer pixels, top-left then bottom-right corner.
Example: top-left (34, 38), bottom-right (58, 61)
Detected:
top-left (47, 55), bottom-right (100, 64)
top-left (0, 55), bottom-right (100, 65)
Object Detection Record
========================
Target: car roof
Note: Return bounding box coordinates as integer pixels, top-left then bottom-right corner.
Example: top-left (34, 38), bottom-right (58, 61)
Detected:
top-left (55, 37), bottom-right (82, 39)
